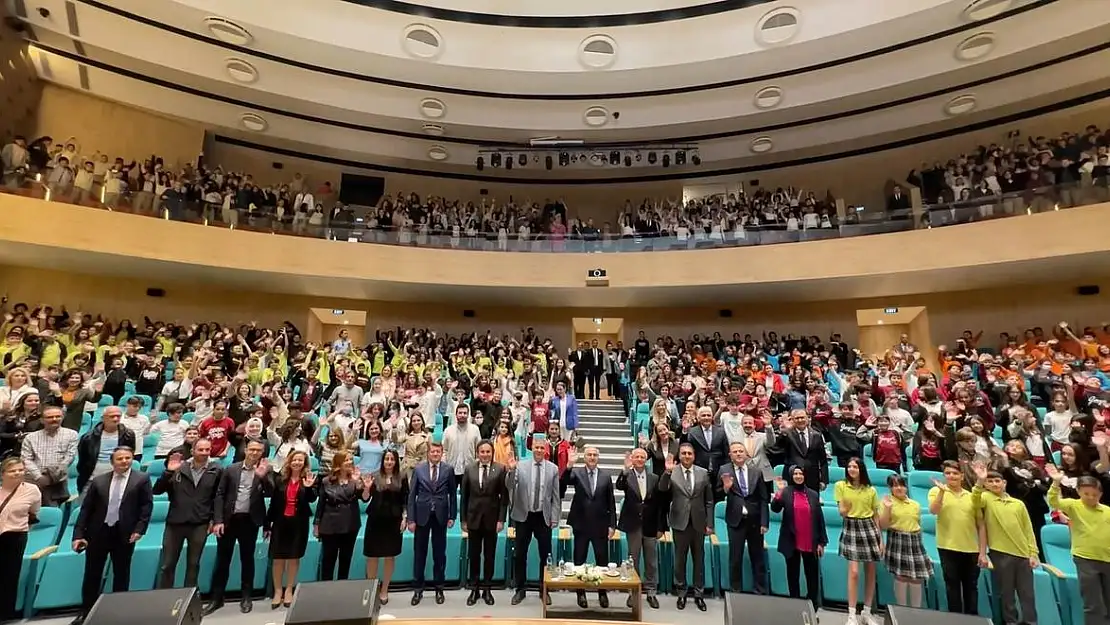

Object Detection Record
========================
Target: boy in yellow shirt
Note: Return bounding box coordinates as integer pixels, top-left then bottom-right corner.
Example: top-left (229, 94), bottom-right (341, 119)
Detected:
top-left (972, 463), bottom-right (1039, 625)
top-left (1046, 465), bottom-right (1110, 625)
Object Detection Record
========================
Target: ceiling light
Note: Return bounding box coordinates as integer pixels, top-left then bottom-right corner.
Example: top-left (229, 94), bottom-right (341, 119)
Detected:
top-left (647, 152), bottom-right (657, 165)
top-left (963, 0), bottom-right (1014, 21)
top-left (692, 152), bottom-right (702, 166)
top-left (662, 153), bottom-right (671, 168)
top-left (578, 34), bottom-right (618, 69)
top-left (546, 155), bottom-right (553, 170)
top-left (955, 32), bottom-right (995, 61)
top-left (583, 106), bottom-right (610, 128)
top-left (419, 98), bottom-right (447, 119)
top-left (421, 123), bottom-right (445, 136)
top-left (224, 58), bottom-right (258, 84)
top-left (518, 154), bottom-right (527, 167)
top-left (203, 17), bottom-right (253, 46)
top-left (750, 136), bottom-right (774, 153)
top-left (491, 153), bottom-right (502, 168)
top-left (427, 145), bottom-right (448, 161)
top-left (944, 94), bottom-right (978, 116)
top-left (239, 113), bottom-right (267, 132)
top-left (506, 157), bottom-right (513, 170)
top-left (675, 151), bottom-right (686, 166)
top-left (402, 24), bottom-right (443, 60)
top-left (476, 156), bottom-right (484, 171)
top-left (754, 86), bottom-right (784, 110)
top-left (755, 8), bottom-right (800, 46)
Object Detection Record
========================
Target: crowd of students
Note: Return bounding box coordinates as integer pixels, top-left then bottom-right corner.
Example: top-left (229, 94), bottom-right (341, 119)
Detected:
top-left (0, 301), bottom-right (1109, 625)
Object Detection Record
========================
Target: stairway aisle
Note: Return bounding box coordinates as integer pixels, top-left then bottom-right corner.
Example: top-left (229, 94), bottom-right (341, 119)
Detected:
top-left (560, 398), bottom-right (634, 522)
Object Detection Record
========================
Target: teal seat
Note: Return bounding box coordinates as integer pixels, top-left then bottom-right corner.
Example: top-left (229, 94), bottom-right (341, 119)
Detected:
top-left (907, 471), bottom-right (942, 507)
top-left (659, 532), bottom-right (718, 595)
top-left (120, 393), bottom-right (151, 411)
top-left (1042, 524), bottom-right (1082, 625)
top-left (860, 445), bottom-right (876, 469)
top-left (505, 527), bottom-right (557, 587)
top-left (32, 505), bottom-right (90, 611)
top-left (827, 466), bottom-right (846, 485)
top-left (124, 381), bottom-right (136, 395)
top-left (16, 507), bottom-right (64, 618)
top-left (122, 501), bottom-right (171, 590)
top-left (97, 395), bottom-right (114, 408)
top-left (818, 506), bottom-right (872, 605)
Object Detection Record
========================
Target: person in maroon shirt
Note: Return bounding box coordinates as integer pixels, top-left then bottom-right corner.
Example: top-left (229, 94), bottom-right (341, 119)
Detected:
top-left (770, 465), bottom-right (827, 607)
top-left (198, 399), bottom-right (235, 458)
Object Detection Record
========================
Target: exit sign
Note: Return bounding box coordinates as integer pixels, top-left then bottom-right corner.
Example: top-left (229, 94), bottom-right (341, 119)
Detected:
top-left (883, 307), bottom-right (899, 314)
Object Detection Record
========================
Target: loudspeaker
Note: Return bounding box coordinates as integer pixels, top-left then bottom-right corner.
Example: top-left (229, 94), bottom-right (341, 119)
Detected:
top-left (1077, 285), bottom-right (1100, 296)
top-left (84, 588), bottom-right (201, 625)
top-left (723, 592), bottom-right (816, 625)
top-left (286, 579), bottom-right (382, 625)
top-left (886, 605), bottom-right (991, 625)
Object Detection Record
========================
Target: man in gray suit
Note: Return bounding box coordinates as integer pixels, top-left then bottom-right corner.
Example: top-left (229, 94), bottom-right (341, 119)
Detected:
top-left (506, 435), bottom-right (562, 605)
top-left (659, 442), bottom-right (714, 611)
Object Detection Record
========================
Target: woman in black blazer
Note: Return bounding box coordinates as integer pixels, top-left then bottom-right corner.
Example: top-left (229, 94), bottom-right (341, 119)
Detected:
top-left (314, 451), bottom-right (363, 582)
top-left (770, 464), bottom-right (827, 607)
top-left (266, 450), bottom-right (318, 609)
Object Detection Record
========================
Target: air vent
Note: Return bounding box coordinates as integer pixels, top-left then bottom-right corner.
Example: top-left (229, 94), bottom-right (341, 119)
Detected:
top-left (204, 17), bottom-right (253, 46)
top-left (756, 7), bottom-right (800, 45)
top-left (963, 0), bottom-right (1014, 21)
top-left (955, 32), bottom-right (995, 61)
top-left (422, 123), bottom-right (444, 136)
top-left (944, 94), bottom-right (978, 116)
top-left (583, 106), bottom-right (610, 127)
top-left (419, 98), bottom-right (446, 119)
top-left (240, 113), bottom-right (268, 132)
top-left (224, 58), bottom-right (258, 83)
top-left (578, 34), bottom-right (617, 69)
top-left (402, 24), bottom-right (442, 59)
top-left (753, 86), bottom-right (783, 110)
top-left (427, 145), bottom-right (449, 161)
top-left (750, 136), bottom-right (774, 153)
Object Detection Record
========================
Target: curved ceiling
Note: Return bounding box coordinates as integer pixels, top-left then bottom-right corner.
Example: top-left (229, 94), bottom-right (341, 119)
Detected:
top-left (13, 0), bottom-right (1105, 182)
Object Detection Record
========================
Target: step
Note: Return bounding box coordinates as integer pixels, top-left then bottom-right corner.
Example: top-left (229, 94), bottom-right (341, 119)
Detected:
top-left (577, 399), bottom-right (622, 405)
top-left (576, 414), bottom-right (627, 423)
top-left (579, 406), bottom-right (627, 415)
top-left (576, 422), bottom-right (630, 432)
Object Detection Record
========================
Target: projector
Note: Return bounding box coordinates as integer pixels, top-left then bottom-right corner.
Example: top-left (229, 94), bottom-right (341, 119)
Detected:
top-left (586, 268), bottom-right (608, 287)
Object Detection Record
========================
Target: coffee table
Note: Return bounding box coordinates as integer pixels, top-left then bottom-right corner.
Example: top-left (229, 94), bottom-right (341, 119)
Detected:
top-left (542, 568), bottom-right (642, 621)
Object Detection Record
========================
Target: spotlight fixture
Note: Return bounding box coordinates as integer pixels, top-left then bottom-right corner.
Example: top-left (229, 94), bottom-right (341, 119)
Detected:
top-left (476, 156), bottom-right (484, 171)
top-left (635, 153), bottom-right (642, 162)
top-left (491, 153), bottom-right (502, 168)
top-left (609, 151), bottom-right (620, 165)
top-left (559, 152), bottom-right (570, 167)
top-left (648, 152), bottom-right (657, 165)
top-left (519, 154), bottom-right (527, 167)
top-left (676, 151), bottom-right (686, 166)
top-left (546, 155), bottom-right (554, 170)
top-left (624, 155), bottom-right (632, 167)
top-left (662, 153), bottom-right (671, 168)
top-left (692, 152), bottom-right (701, 166)
top-left (506, 157), bottom-right (513, 170)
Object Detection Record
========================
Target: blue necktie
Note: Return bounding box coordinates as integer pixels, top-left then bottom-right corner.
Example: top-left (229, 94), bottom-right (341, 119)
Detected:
top-left (106, 475), bottom-right (123, 526)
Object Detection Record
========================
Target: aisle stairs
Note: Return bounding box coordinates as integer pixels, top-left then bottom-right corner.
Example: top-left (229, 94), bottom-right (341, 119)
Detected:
top-left (561, 398), bottom-right (634, 521)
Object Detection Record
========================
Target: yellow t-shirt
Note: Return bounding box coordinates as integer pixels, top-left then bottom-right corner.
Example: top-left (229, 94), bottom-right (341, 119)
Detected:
top-left (888, 497), bottom-right (922, 533)
top-left (1049, 483), bottom-right (1110, 562)
top-left (928, 486), bottom-right (979, 553)
top-left (972, 486), bottom-right (1037, 558)
top-left (834, 481), bottom-right (879, 519)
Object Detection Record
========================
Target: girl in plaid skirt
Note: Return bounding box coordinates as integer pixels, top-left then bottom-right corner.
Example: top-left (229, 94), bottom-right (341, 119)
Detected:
top-left (879, 474), bottom-right (932, 607)
top-left (834, 458), bottom-right (883, 625)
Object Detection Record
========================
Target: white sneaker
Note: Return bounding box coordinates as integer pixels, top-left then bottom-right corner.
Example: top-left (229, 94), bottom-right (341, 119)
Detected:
top-left (863, 612), bottom-right (882, 625)
top-left (845, 614), bottom-right (859, 625)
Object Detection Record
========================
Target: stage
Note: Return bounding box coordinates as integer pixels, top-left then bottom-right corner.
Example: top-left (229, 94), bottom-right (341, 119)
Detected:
top-left (19, 589), bottom-right (850, 625)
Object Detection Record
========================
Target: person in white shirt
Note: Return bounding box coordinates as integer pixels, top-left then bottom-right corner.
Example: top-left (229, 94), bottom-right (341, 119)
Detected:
top-left (441, 405), bottom-right (481, 488)
top-left (120, 396), bottom-right (152, 439)
top-left (1044, 392), bottom-right (1075, 447)
top-left (71, 160), bottom-right (96, 204)
top-left (150, 404), bottom-right (191, 458)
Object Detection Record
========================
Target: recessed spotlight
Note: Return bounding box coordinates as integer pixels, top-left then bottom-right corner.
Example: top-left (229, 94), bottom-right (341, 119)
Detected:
top-left (755, 8), bottom-right (800, 46)
top-left (754, 86), bottom-right (784, 110)
top-left (583, 106), bottom-right (610, 127)
top-left (224, 58), bottom-right (258, 83)
top-left (955, 32), bottom-right (995, 61)
top-left (422, 123), bottom-right (445, 136)
top-left (427, 145), bottom-right (449, 161)
top-left (963, 0), bottom-right (1014, 21)
top-left (750, 136), bottom-right (774, 153)
top-left (419, 98), bottom-right (447, 119)
top-left (402, 24), bottom-right (443, 60)
top-left (203, 17), bottom-right (253, 46)
top-left (944, 94), bottom-right (978, 116)
top-left (578, 34), bottom-right (618, 69)
top-left (239, 113), bottom-right (267, 132)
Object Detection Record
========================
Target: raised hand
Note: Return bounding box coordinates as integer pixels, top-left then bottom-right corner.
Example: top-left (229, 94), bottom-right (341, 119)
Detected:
top-left (721, 473), bottom-right (735, 493)
top-left (254, 459), bottom-right (270, 478)
top-left (664, 455), bottom-right (676, 472)
top-left (971, 461), bottom-right (988, 482)
top-left (623, 452), bottom-right (633, 471)
top-left (882, 495), bottom-right (894, 509)
top-left (774, 477), bottom-right (787, 491)
top-left (931, 478), bottom-right (945, 490)
top-left (1044, 464), bottom-right (1063, 482)
top-left (506, 455), bottom-right (518, 471)
top-left (1093, 431), bottom-right (1109, 449)
top-left (303, 472), bottom-right (317, 487)
top-left (566, 448), bottom-right (578, 466)
top-left (166, 456), bottom-right (183, 473)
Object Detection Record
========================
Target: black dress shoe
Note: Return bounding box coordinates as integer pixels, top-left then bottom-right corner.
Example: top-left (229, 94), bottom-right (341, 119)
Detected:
top-left (482, 590), bottom-right (495, 606)
top-left (435, 589), bottom-right (445, 604)
top-left (467, 589), bottom-right (480, 606)
top-left (598, 591), bottom-right (609, 609)
top-left (694, 597), bottom-right (707, 612)
top-left (411, 591), bottom-right (423, 606)
top-left (627, 595), bottom-right (634, 608)
top-left (677, 596), bottom-right (687, 610)
top-left (202, 601), bottom-right (224, 616)
top-left (544, 593), bottom-right (551, 606)
top-left (240, 599), bottom-right (253, 614)
top-left (511, 591), bottom-right (527, 605)
top-left (576, 591), bottom-right (588, 609)
top-left (646, 595), bottom-right (660, 609)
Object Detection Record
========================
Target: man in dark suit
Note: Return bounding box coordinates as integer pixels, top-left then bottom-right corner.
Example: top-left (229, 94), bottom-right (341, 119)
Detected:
top-left (205, 438), bottom-right (273, 615)
top-left (71, 446), bottom-right (153, 625)
top-left (460, 440), bottom-right (508, 606)
top-left (887, 184), bottom-right (912, 217)
top-left (569, 342), bottom-right (590, 398)
top-left (587, 339), bottom-right (603, 400)
top-left (616, 447), bottom-right (665, 609)
top-left (775, 410), bottom-right (829, 492)
top-left (682, 406), bottom-right (730, 495)
top-left (659, 443), bottom-right (714, 612)
top-left (561, 446), bottom-right (617, 608)
top-left (718, 442), bottom-right (769, 595)
top-left (407, 441), bottom-right (457, 606)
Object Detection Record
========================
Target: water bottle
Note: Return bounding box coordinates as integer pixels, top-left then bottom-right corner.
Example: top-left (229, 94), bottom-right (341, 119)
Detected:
top-left (547, 554), bottom-right (556, 580)
top-left (619, 557), bottom-right (630, 582)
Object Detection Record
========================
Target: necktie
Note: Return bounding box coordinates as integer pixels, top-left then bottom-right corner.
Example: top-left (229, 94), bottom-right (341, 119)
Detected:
top-left (532, 463), bottom-right (542, 511)
top-left (685, 468), bottom-right (694, 492)
top-left (636, 471), bottom-right (645, 498)
top-left (106, 474), bottom-right (123, 526)
top-left (799, 430), bottom-right (808, 452)
top-left (738, 467), bottom-right (748, 497)
top-left (431, 463), bottom-right (438, 485)
top-left (588, 469), bottom-right (596, 495)
top-left (480, 464), bottom-right (487, 489)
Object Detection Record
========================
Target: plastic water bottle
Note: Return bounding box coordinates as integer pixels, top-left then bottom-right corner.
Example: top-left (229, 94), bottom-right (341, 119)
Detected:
top-left (619, 557), bottom-right (630, 582)
top-left (547, 554), bottom-right (557, 580)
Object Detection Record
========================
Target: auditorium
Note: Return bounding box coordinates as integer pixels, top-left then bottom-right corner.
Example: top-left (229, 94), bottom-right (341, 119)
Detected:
top-left (0, 1), bottom-right (1108, 625)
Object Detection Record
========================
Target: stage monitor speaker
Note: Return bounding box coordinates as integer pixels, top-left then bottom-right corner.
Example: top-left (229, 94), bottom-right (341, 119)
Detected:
top-left (84, 587), bottom-right (201, 625)
top-left (723, 592), bottom-right (817, 625)
top-left (886, 605), bottom-right (992, 625)
top-left (286, 579), bottom-right (382, 625)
